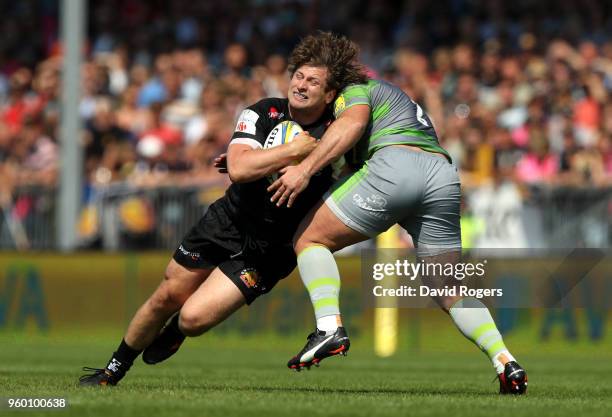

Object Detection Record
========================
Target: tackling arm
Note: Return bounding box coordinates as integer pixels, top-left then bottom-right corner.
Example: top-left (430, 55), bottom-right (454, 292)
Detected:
top-left (227, 133), bottom-right (316, 183)
top-left (299, 104), bottom-right (370, 177)
top-left (267, 104), bottom-right (370, 207)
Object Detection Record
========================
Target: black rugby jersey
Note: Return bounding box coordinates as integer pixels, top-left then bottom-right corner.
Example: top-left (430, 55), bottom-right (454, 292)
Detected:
top-left (224, 97), bottom-right (334, 242)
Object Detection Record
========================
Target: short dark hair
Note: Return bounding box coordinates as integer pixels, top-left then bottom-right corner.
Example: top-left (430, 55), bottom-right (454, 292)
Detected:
top-left (288, 31), bottom-right (368, 93)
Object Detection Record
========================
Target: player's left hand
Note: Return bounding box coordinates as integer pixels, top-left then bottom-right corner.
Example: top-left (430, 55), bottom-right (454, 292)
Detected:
top-left (214, 153), bottom-right (228, 173)
top-left (267, 165), bottom-right (311, 208)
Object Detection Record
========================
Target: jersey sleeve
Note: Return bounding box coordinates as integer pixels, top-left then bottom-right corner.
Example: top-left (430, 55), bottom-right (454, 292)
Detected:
top-left (229, 101), bottom-right (270, 149)
top-left (333, 84), bottom-right (371, 118)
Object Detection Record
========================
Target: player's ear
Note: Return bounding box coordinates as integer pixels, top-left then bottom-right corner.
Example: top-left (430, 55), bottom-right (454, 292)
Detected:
top-left (324, 89), bottom-right (336, 105)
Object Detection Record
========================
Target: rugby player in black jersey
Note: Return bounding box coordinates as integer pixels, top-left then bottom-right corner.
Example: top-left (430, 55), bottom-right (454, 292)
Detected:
top-left (79, 33), bottom-right (366, 386)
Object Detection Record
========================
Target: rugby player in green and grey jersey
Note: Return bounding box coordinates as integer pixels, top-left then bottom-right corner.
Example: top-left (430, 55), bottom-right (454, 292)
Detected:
top-left (338, 79), bottom-right (451, 166)
top-left (269, 67), bottom-right (527, 394)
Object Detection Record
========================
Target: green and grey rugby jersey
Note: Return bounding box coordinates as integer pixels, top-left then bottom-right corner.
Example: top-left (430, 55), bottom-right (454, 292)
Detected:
top-left (334, 79), bottom-right (451, 164)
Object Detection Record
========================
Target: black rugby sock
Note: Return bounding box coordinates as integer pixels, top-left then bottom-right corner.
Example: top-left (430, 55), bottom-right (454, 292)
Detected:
top-left (106, 339), bottom-right (143, 379)
top-left (115, 339), bottom-right (142, 363)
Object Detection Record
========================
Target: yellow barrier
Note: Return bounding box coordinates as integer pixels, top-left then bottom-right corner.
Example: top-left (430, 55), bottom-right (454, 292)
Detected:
top-left (0, 252), bottom-right (363, 332)
top-left (1, 252), bottom-right (609, 349)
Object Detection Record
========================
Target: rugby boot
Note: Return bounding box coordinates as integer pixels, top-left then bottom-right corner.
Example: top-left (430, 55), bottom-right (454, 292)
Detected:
top-left (498, 361), bottom-right (528, 395)
top-left (79, 361), bottom-right (124, 387)
top-left (288, 327), bottom-right (350, 371)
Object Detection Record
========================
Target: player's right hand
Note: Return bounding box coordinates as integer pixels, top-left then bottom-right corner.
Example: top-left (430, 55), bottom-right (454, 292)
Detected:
top-left (214, 153), bottom-right (228, 173)
top-left (289, 131), bottom-right (317, 159)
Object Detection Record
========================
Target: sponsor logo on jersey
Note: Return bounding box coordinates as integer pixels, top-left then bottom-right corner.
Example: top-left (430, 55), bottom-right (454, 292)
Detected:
top-left (352, 193), bottom-right (390, 220)
top-left (268, 106), bottom-right (284, 119)
top-left (234, 109), bottom-right (259, 135)
top-left (240, 268), bottom-right (261, 288)
top-left (178, 245), bottom-right (201, 260)
top-left (334, 95), bottom-right (346, 114)
top-left (234, 119), bottom-right (256, 135)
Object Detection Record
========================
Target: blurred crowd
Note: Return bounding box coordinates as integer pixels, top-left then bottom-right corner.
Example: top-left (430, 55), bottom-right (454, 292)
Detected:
top-left (0, 0), bottom-right (611, 208)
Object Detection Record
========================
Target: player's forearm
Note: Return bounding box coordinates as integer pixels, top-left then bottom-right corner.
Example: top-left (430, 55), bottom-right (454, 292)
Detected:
top-left (300, 116), bottom-right (366, 177)
top-left (228, 143), bottom-right (303, 183)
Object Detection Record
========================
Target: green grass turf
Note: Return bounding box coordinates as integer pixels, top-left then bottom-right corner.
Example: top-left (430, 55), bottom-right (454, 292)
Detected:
top-left (1, 332), bottom-right (610, 417)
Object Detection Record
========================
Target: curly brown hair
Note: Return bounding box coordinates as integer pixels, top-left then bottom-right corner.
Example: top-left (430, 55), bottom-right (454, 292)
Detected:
top-left (288, 31), bottom-right (369, 93)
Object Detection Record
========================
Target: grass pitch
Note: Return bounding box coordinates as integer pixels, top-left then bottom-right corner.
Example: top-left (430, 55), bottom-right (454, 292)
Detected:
top-left (1, 332), bottom-right (610, 417)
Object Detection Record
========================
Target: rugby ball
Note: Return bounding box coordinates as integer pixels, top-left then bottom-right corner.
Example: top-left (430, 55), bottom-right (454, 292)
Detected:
top-left (263, 120), bottom-right (303, 182)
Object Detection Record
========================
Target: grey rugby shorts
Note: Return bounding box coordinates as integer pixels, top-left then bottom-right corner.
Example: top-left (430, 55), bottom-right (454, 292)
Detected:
top-left (324, 145), bottom-right (462, 253)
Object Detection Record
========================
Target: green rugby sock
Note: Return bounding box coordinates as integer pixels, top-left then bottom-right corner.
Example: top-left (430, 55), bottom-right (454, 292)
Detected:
top-left (449, 297), bottom-right (515, 374)
top-left (297, 245), bottom-right (341, 325)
